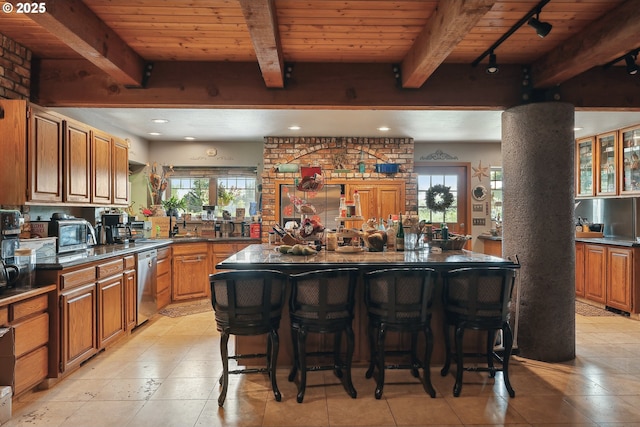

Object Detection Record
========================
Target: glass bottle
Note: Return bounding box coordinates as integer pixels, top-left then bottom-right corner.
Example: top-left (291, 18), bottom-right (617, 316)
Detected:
top-left (396, 213), bottom-right (405, 251)
top-left (353, 190), bottom-right (362, 217)
top-left (385, 215), bottom-right (396, 250)
top-left (441, 222), bottom-right (449, 240)
top-left (339, 193), bottom-right (347, 218)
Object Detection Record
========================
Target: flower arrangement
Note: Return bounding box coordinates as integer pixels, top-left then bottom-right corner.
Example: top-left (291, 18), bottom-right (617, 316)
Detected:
top-left (140, 207), bottom-right (153, 218)
top-left (146, 162), bottom-right (174, 205)
top-left (217, 184), bottom-right (241, 206)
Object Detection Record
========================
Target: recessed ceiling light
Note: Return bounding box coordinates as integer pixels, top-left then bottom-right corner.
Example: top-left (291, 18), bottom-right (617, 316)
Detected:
top-left (288, 125), bottom-right (301, 130)
top-left (148, 132), bottom-right (161, 136)
top-left (152, 119), bottom-right (169, 124)
top-left (378, 126), bottom-right (390, 132)
top-left (184, 136), bottom-right (196, 140)
top-left (573, 127), bottom-right (583, 131)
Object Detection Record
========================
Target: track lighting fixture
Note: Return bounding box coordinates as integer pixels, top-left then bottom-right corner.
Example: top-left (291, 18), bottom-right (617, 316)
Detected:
top-left (486, 52), bottom-right (499, 74)
top-left (528, 13), bottom-right (552, 38)
top-left (625, 53), bottom-right (639, 75)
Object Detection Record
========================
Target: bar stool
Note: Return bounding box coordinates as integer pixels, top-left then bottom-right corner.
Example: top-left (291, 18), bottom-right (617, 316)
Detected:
top-left (209, 270), bottom-right (287, 406)
top-left (440, 267), bottom-right (517, 397)
top-left (287, 268), bottom-right (359, 403)
top-left (364, 268), bottom-right (437, 399)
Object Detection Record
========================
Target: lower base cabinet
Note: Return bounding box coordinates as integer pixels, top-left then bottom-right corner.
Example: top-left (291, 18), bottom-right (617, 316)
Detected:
top-left (156, 246), bottom-right (172, 310)
top-left (61, 282), bottom-right (97, 373)
top-left (172, 243), bottom-right (209, 301)
top-left (124, 255), bottom-right (137, 331)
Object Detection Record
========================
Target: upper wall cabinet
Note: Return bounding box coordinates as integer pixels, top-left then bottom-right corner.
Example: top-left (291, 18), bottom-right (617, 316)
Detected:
top-left (0, 100), bottom-right (129, 206)
top-left (576, 137), bottom-right (595, 198)
top-left (620, 125), bottom-right (640, 195)
top-left (596, 131), bottom-right (618, 196)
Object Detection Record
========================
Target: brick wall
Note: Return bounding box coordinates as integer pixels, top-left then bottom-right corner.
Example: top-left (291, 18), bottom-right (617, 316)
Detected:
top-left (0, 32), bottom-right (31, 100)
top-left (261, 136), bottom-right (417, 240)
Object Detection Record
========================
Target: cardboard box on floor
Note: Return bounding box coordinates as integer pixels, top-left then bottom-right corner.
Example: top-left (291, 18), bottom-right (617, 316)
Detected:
top-left (0, 328), bottom-right (15, 424)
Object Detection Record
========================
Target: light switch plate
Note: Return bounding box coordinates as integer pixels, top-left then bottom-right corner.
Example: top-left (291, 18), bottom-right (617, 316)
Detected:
top-left (473, 218), bottom-right (486, 226)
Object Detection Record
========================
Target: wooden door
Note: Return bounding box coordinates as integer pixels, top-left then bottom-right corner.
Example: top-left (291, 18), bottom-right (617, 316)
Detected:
top-left (64, 119), bottom-right (91, 203)
top-left (97, 274), bottom-right (125, 348)
top-left (92, 129), bottom-right (112, 204)
top-left (584, 244), bottom-right (606, 304)
top-left (124, 269), bottom-right (137, 331)
top-left (575, 242), bottom-right (585, 297)
top-left (61, 283), bottom-right (97, 373)
top-left (113, 138), bottom-right (129, 205)
top-left (28, 105), bottom-right (63, 203)
top-left (606, 247), bottom-right (633, 312)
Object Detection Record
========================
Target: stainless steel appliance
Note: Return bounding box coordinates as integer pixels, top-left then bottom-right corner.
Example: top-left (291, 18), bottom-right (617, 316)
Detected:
top-left (0, 209), bottom-right (21, 260)
top-left (101, 213), bottom-right (131, 244)
top-left (49, 213), bottom-right (90, 254)
top-left (136, 249), bottom-right (158, 326)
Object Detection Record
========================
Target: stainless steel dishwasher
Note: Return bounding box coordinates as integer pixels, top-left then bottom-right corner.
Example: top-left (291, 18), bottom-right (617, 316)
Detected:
top-left (136, 249), bottom-right (158, 326)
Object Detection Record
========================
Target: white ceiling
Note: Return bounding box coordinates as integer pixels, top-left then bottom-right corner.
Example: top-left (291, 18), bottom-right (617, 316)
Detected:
top-left (56, 108), bottom-right (640, 143)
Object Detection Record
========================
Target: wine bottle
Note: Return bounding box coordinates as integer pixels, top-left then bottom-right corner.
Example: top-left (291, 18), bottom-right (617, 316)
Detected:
top-left (442, 222), bottom-right (449, 240)
top-left (396, 213), bottom-right (405, 251)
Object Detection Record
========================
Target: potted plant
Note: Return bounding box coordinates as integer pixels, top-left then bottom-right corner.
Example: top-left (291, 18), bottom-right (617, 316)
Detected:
top-left (162, 195), bottom-right (186, 217)
top-left (217, 184), bottom-right (240, 207)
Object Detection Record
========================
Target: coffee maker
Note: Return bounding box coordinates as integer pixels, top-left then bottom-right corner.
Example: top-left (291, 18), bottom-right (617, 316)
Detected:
top-left (0, 209), bottom-right (22, 260)
top-left (99, 212), bottom-right (129, 244)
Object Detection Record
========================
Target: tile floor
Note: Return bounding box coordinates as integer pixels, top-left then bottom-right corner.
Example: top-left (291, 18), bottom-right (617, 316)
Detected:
top-left (6, 307), bottom-right (640, 427)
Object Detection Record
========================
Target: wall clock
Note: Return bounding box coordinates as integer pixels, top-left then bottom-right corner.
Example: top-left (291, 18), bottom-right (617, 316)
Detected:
top-left (472, 184), bottom-right (487, 201)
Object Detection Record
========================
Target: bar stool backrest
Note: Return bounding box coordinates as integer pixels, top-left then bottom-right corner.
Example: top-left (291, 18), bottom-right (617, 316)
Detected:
top-left (365, 268), bottom-right (437, 324)
top-left (442, 267), bottom-right (517, 325)
top-left (210, 270), bottom-right (287, 334)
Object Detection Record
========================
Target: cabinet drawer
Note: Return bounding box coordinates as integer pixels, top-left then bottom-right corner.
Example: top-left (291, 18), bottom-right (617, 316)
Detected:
top-left (157, 246), bottom-right (171, 259)
top-left (97, 259), bottom-right (124, 279)
top-left (61, 266), bottom-right (96, 290)
top-left (0, 306), bottom-right (7, 326)
top-left (15, 345), bottom-right (48, 396)
top-left (157, 272), bottom-right (170, 293)
top-left (172, 242), bottom-right (208, 255)
top-left (11, 294), bottom-right (48, 322)
top-left (214, 243), bottom-right (236, 253)
top-left (157, 287), bottom-right (171, 310)
top-left (123, 255), bottom-right (135, 270)
top-left (157, 257), bottom-right (171, 276)
top-left (13, 312), bottom-right (49, 358)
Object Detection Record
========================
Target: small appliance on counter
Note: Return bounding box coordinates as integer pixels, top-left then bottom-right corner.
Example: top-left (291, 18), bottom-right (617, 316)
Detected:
top-left (49, 213), bottom-right (93, 254)
top-left (0, 209), bottom-right (22, 260)
top-left (99, 212), bottom-right (129, 244)
top-left (0, 259), bottom-right (19, 293)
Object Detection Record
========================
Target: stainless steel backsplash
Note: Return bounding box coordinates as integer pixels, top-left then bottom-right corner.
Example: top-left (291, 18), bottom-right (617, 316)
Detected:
top-left (575, 197), bottom-right (637, 239)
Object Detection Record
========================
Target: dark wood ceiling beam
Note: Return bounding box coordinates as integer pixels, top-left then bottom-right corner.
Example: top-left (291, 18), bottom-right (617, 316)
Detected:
top-left (34, 59), bottom-right (640, 111)
top-left (400, 0), bottom-right (496, 88)
top-left (8, 0), bottom-right (145, 87)
top-left (532, 0), bottom-right (640, 89)
top-left (239, 0), bottom-right (285, 88)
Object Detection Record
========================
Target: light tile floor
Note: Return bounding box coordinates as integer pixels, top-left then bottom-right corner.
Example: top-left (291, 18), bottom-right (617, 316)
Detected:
top-left (6, 308), bottom-right (640, 427)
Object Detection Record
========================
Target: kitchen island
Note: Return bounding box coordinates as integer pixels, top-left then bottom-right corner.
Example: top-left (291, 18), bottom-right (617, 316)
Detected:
top-left (218, 243), bottom-right (518, 365)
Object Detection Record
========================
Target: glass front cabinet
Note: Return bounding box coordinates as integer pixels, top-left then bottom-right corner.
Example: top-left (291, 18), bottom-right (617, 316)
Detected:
top-left (620, 125), bottom-right (640, 195)
top-left (576, 137), bottom-right (595, 198)
top-left (596, 131), bottom-right (618, 196)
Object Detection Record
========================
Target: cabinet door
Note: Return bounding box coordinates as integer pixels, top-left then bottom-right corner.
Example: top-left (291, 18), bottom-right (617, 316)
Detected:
top-left (92, 129), bottom-right (112, 204)
top-left (596, 131), bottom-right (618, 196)
top-left (345, 182), bottom-right (404, 221)
top-left (172, 253), bottom-right (209, 301)
top-left (124, 269), bottom-right (137, 331)
top-left (113, 138), bottom-right (129, 205)
top-left (584, 244), bottom-right (606, 304)
top-left (98, 274), bottom-right (125, 349)
top-left (156, 255), bottom-right (172, 309)
top-left (576, 137), bottom-right (595, 197)
top-left (606, 247), bottom-right (633, 312)
top-left (620, 125), bottom-right (640, 195)
top-left (0, 99), bottom-right (28, 205)
top-left (64, 119), bottom-right (91, 203)
top-left (28, 105), bottom-right (63, 203)
top-left (61, 283), bottom-right (97, 373)
top-left (575, 243), bottom-right (585, 297)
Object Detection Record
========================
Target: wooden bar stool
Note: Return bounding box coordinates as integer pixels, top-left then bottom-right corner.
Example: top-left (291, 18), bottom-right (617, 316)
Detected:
top-left (440, 267), bottom-right (517, 397)
top-left (364, 268), bottom-right (437, 399)
top-left (287, 268), bottom-right (359, 403)
top-left (209, 270), bottom-right (287, 406)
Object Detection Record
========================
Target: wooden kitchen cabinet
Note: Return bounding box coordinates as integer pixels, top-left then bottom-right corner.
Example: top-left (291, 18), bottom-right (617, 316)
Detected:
top-left (123, 255), bottom-right (137, 331)
top-left (172, 243), bottom-right (209, 301)
top-left (63, 118), bottom-right (92, 203)
top-left (113, 137), bottom-right (130, 205)
top-left (620, 124), bottom-right (640, 195)
top-left (28, 104), bottom-right (64, 203)
top-left (576, 137), bottom-right (595, 198)
top-left (584, 244), bottom-right (606, 304)
top-left (606, 246), bottom-right (634, 313)
top-left (575, 242), bottom-right (585, 298)
top-left (596, 131), bottom-right (618, 196)
top-left (96, 258), bottom-right (125, 349)
top-left (345, 181), bottom-right (405, 222)
top-left (91, 129), bottom-right (113, 204)
top-left (211, 242), bottom-right (252, 273)
top-left (156, 246), bottom-right (172, 309)
top-left (61, 281), bottom-right (98, 373)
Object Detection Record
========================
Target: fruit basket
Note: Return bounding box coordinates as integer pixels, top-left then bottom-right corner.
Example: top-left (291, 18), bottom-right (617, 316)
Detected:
top-left (430, 237), bottom-right (470, 250)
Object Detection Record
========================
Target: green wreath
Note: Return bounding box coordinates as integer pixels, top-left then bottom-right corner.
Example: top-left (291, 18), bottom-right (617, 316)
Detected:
top-left (426, 184), bottom-right (454, 212)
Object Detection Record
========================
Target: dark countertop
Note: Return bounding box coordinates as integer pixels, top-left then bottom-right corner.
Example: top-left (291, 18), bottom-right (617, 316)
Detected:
top-left (477, 233), bottom-right (640, 247)
top-left (34, 237), bottom-right (261, 270)
top-left (217, 243), bottom-right (516, 272)
top-left (477, 234), bottom-right (502, 241)
top-left (0, 283), bottom-right (57, 306)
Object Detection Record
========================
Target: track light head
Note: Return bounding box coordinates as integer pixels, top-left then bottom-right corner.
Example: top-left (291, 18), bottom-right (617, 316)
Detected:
top-left (624, 54), bottom-right (639, 75)
top-left (528, 15), bottom-right (552, 38)
top-left (486, 52), bottom-right (499, 74)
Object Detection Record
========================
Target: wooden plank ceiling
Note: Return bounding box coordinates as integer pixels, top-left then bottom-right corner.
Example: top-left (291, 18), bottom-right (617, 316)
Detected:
top-left (0, 0), bottom-right (638, 109)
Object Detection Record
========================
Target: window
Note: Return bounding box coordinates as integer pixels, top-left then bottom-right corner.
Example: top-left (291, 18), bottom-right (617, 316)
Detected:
top-left (417, 173), bottom-right (459, 223)
top-left (490, 167), bottom-right (503, 222)
top-left (167, 168), bottom-right (258, 216)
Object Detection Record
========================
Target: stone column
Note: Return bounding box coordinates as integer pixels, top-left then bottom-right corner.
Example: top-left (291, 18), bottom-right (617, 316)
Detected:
top-left (502, 102), bottom-right (575, 362)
